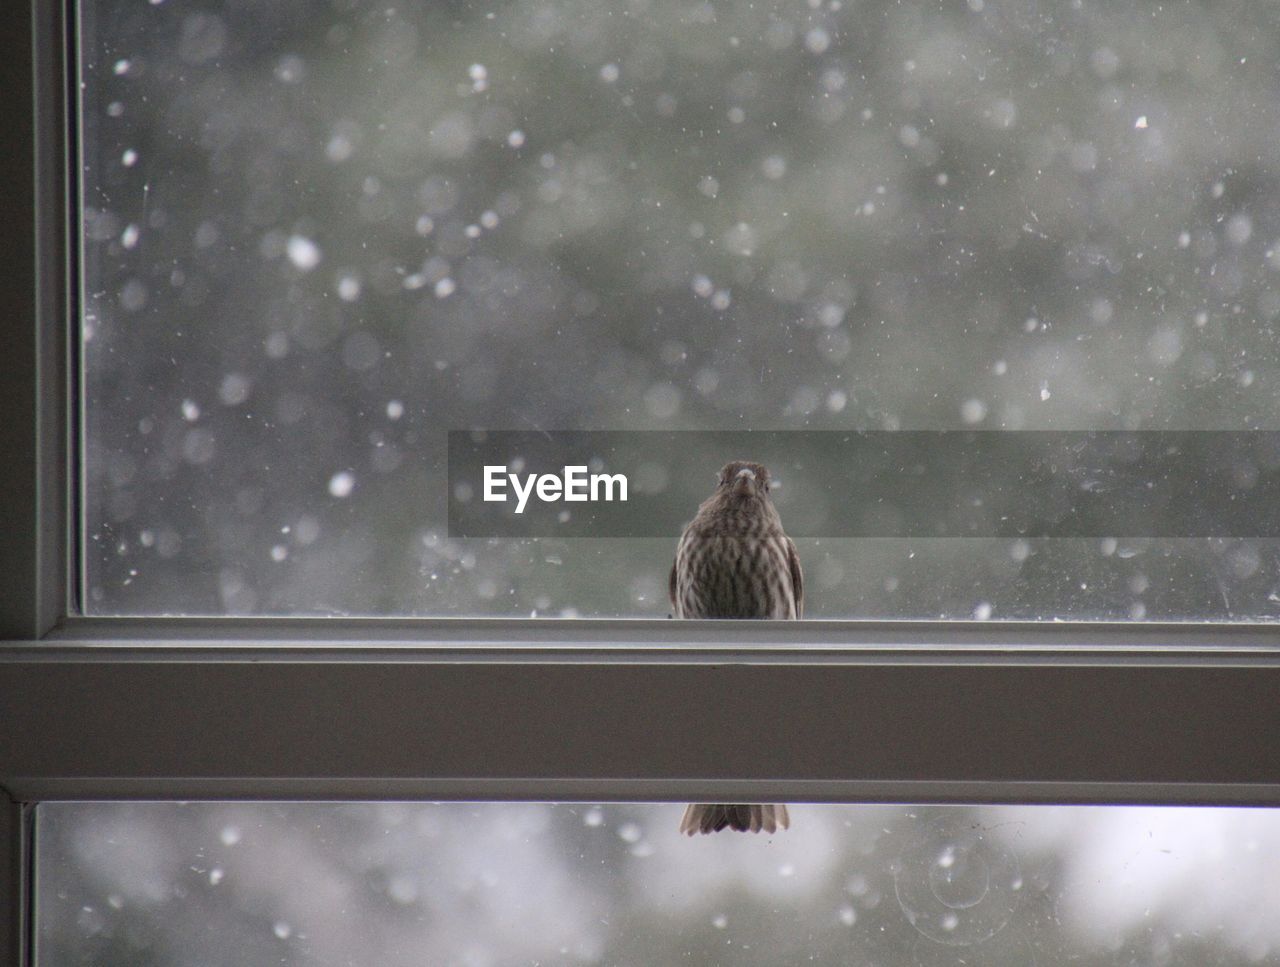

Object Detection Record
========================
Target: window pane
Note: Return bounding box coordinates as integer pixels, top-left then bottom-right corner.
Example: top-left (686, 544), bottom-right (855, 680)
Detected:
top-left (37, 801), bottom-right (1280, 964)
top-left (81, 1), bottom-right (1280, 617)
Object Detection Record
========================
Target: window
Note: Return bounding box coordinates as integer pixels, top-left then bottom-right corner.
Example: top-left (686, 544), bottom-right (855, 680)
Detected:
top-left (79, 0), bottom-right (1280, 620)
top-left (5, 1), bottom-right (1280, 965)
top-left (36, 801), bottom-right (1280, 964)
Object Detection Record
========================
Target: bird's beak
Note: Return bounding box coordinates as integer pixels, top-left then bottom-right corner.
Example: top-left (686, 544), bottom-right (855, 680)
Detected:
top-left (733, 467), bottom-right (757, 493)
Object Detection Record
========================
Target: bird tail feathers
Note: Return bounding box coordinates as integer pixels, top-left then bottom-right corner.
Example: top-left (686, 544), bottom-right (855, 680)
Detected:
top-left (679, 803), bottom-right (790, 835)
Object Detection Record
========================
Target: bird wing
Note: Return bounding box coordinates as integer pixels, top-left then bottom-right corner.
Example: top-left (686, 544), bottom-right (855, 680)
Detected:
top-left (786, 536), bottom-right (803, 619)
top-left (668, 555), bottom-right (679, 617)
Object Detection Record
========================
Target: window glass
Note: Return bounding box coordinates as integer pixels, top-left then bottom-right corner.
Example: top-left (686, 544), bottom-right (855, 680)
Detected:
top-left (81, 1), bottom-right (1280, 617)
top-left (38, 801), bottom-right (1280, 964)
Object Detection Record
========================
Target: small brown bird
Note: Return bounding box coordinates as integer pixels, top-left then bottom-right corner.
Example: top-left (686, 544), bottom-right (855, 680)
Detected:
top-left (671, 460), bottom-right (802, 836)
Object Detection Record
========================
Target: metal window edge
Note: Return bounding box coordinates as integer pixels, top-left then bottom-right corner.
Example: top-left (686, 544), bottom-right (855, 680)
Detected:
top-left (11, 779), bottom-right (1280, 807)
top-left (32, 614), bottom-right (1280, 652)
top-left (4, 649), bottom-right (1280, 805)
top-left (1, 794), bottom-right (31, 967)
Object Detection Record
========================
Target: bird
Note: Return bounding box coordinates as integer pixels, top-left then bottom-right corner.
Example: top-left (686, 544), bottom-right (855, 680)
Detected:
top-left (670, 460), bottom-right (803, 835)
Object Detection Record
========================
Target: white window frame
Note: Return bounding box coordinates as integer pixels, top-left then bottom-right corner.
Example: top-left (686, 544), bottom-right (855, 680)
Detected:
top-left (5, 2), bottom-right (1280, 963)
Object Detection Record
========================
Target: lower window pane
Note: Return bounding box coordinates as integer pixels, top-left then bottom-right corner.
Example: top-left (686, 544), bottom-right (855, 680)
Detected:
top-left (37, 802), bottom-right (1275, 965)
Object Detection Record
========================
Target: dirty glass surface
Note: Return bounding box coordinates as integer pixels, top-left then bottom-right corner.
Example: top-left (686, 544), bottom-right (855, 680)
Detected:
top-left (81, 0), bottom-right (1280, 617)
top-left (37, 802), bottom-right (1280, 965)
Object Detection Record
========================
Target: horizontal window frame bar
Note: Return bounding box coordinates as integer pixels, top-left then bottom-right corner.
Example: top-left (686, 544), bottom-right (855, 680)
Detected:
top-left (35, 615), bottom-right (1280, 654)
top-left (6, 640), bottom-right (1280, 805)
top-left (15, 779), bottom-right (1280, 808)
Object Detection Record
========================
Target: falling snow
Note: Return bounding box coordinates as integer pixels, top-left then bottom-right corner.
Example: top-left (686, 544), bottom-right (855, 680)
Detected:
top-left (328, 471), bottom-right (355, 498)
top-left (80, 0), bottom-right (1280, 629)
top-left (286, 235), bottom-right (321, 270)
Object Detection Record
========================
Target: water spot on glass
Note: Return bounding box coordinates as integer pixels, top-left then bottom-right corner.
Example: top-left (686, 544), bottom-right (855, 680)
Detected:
top-left (643, 383), bottom-right (682, 419)
top-left (805, 27), bottom-right (830, 54)
top-left (286, 235), bottom-right (321, 271)
top-left (274, 55), bottom-right (305, 84)
top-left (895, 822), bottom-right (1021, 946)
top-left (328, 472), bottom-right (355, 498)
top-left (1226, 214), bottom-right (1252, 246)
top-left (119, 278), bottom-right (147, 311)
top-left (218, 373), bottom-right (251, 406)
top-left (387, 874), bottom-right (418, 904)
top-left (724, 222), bottom-right (757, 257)
top-left (178, 13), bottom-right (226, 64)
top-left (960, 399), bottom-right (987, 424)
top-left (181, 429), bottom-right (215, 465)
top-left (342, 332), bottom-right (381, 371)
top-left (336, 273), bottom-right (361, 302)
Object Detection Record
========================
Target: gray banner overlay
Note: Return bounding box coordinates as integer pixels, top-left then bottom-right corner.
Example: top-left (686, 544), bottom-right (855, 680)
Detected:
top-left (447, 431), bottom-right (1280, 538)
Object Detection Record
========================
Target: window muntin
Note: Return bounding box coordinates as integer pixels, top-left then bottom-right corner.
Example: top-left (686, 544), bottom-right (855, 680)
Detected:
top-left (81, 2), bottom-right (1280, 618)
top-left (37, 801), bottom-right (1280, 965)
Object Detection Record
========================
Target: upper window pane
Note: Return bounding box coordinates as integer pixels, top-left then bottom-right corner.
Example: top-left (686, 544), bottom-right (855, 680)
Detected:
top-left (80, 1), bottom-right (1280, 618)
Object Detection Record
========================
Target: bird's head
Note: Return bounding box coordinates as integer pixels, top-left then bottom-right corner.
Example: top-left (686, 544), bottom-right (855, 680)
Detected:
top-left (715, 460), bottom-right (773, 502)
